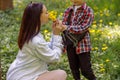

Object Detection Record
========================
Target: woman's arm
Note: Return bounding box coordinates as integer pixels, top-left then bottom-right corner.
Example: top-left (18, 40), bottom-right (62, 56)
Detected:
top-left (32, 34), bottom-right (63, 63)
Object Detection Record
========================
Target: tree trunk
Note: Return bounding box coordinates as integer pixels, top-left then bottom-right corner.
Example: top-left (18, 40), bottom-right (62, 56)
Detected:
top-left (0, 0), bottom-right (13, 10)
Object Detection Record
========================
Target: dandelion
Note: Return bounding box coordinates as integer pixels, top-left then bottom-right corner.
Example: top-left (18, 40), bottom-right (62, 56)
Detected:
top-left (16, 18), bottom-right (19, 21)
top-left (93, 6), bottom-right (98, 10)
top-left (114, 24), bottom-right (119, 28)
top-left (105, 59), bottom-right (110, 62)
top-left (96, 30), bottom-right (102, 33)
top-left (60, 13), bottom-right (63, 16)
top-left (100, 13), bottom-right (103, 16)
top-left (99, 63), bottom-right (104, 67)
top-left (105, 13), bottom-right (110, 16)
top-left (44, 29), bottom-right (48, 33)
top-left (117, 13), bottom-right (120, 17)
top-left (99, 63), bottom-right (105, 72)
top-left (92, 24), bottom-right (97, 28)
top-left (93, 21), bottom-right (96, 24)
top-left (94, 47), bottom-right (98, 50)
top-left (89, 29), bottom-right (95, 33)
top-left (99, 10), bottom-right (102, 14)
top-left (44, 32), bottom-right (51, 41)
top-left (49, 11), bottom-right (58, 21)
top-left (94, 38), bottom-right (98, 40)
top-left (102, 47), bottom-right (108, 51)
top-left (99, 23), bottom-right (102, 27)
top-left (100, 68), bottom-right (105, 72)
top-left (94, 12), bottom-right (97, 16)
top-left (99, 63), bottom-right (104, 69)
top-left (92, 48), bottom-right (94, 51)
top-left (102, 44), bottom-right (107, 47)
top-left (107, 33), bottom-right (112, 39)
top-left (45, 36), bottom-right (50, 41)
top-left (99, 19), bottom-right (103, 23)
top-left (109, 22), bottom-right (112, 26)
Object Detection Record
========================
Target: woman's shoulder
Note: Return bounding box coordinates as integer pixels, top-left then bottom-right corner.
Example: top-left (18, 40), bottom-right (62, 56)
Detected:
top-left (31, 33), bottom-right (45, 44)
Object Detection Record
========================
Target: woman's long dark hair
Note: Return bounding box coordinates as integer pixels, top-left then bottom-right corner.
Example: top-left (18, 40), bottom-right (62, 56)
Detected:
top-left (18, 2), bottom-right (43, 49)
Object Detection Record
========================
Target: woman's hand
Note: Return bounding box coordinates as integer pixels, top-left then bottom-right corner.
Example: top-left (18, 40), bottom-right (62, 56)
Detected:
top-left (61, 24), bottom-right (67, 31)
top-left (52, 20), bottom-right (67, 35)
top-left (57, 20), bottom-right (67, 32)
top-left (52, 20), bottom-right (62, 35)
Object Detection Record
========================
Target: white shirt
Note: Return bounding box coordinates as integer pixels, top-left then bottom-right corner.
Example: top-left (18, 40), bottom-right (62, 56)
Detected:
top-left (7, 33), bottom-right (63, 80)
top-left (74, 5), bottom-right (80, 14)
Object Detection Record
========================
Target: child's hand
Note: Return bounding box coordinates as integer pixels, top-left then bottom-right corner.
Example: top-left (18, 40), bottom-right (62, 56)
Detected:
top-left (53, 20), bottom-right (67, 31)
top-left (61, 24), bottom-right (67, 31)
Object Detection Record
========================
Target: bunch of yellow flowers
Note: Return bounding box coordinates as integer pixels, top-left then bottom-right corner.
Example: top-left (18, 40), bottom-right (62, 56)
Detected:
top-left (48, 10), bottom-right (57, 21)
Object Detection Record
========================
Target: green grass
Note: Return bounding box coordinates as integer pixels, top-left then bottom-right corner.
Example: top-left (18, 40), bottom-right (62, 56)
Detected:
top-left (1, 0), bottom-right (120, 80)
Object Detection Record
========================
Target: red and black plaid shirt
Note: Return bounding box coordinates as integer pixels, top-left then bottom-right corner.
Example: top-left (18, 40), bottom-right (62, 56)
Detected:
top-left (62, 3), bottom-right (94, 54)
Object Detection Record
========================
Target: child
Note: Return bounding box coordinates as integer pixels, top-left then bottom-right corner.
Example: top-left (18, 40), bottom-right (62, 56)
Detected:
top-left (62, 0), bottom-right (96, 80)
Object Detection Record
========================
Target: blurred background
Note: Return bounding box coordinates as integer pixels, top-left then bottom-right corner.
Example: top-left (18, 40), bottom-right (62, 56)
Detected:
top-left (0, 0), bottom-right (120, 80)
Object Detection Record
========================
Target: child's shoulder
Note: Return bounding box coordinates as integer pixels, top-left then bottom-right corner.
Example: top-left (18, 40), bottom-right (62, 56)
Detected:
top-left (64, 6), bottom-right (73, 12)
top-left (84, 3), bottom-right (94, 13)
top-left (85, 3), bottom-right (93, 10)
top-left (87, 6), bottom-right (94, 13)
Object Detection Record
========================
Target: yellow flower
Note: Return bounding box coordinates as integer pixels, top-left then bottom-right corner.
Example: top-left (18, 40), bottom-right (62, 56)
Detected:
top-left (107, 33), bottom-right (112, 37)
top-left (16, 18), bottom-right (19, 21)
top-left (114, 24), bottom-right (119, 28)
top-left (99, 19), bottom-right (103, 23)
top-left (99, 63), bottom-right (104, 68)
top-left (105, 59), bottom-right (110, 62)
top-left (94, 38), bottom-right (98, 40)
top-left (92, 24), bottom-right (97, 28)
top-left (100, 68), bottom-right (105, 72)
top-left (60, 13), bottom-right (63, 16)
top-left (92, 48), bottom-right (94, 51)
top-left (93, 6), bottom-right (98, 10)
top-left (105, 13), bottom-right (110, 16)
top-left (102, 44), bottom-right (107, 47)
top-left (44, 29), bottom-right (48, 33)
top-left (96, 30), bottom-right (102, 33)
top-left (94, 47), bottom-right (98, 50)
top-left (99, 63), bottom-right (104, 67)
top-left (100, 13), bottom-right (103, 16)
top-left (99, 10), bottom-right (102, 14)
top-left (117, 13), bottom-right (120, 17)
top-left (93, 21), bottom-right (96, 24)
top-left (89, 29), bottom-right (95, 33)
top-left (94, 13), bottom-right (97, 16)
top-left (102, 47), bottom-right (108, 51)
top-left (49, 11), bottom-right (57, 21)
top-left (109, 22), bottom-right (112, 25)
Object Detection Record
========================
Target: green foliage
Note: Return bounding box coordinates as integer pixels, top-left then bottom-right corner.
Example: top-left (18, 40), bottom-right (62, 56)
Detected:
top-left (1, 0), bottom-right (120, 80)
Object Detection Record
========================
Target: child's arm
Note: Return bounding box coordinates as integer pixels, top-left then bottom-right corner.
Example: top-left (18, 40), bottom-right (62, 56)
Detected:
top-left (62, 8), bottom-right (94, 34)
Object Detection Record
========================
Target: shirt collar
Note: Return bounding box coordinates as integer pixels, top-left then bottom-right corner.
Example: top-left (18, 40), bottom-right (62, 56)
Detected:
top-left (37, 32), bottom-right (43, 38)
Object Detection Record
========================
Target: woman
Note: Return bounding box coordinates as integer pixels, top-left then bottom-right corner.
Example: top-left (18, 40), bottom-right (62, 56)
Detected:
top-left (7, 2), bottom-right (67, 80)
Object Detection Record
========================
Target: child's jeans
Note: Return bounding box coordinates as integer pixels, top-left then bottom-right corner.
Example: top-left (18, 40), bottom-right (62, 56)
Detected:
top-left (66, 45), bottom-right (96, 80)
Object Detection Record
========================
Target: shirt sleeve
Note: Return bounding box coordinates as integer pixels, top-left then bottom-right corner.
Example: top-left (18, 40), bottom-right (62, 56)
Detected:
top-left (63, 7), bottom-right (94, 34)
top-left (32, 35), bottom-right (63, 63)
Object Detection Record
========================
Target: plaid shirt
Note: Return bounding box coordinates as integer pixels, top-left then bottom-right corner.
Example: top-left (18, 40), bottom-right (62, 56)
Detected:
top-left (62, 3), bottom-right (94, 54)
